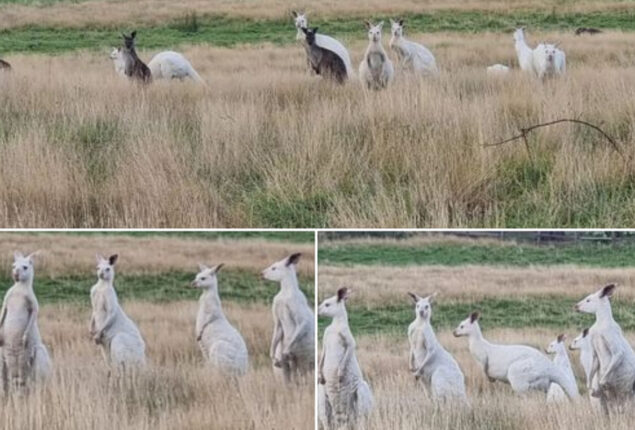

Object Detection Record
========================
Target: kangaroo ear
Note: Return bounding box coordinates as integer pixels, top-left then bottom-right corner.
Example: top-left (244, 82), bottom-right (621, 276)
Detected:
top-left (131, 30), bottom-right (137, 39)
top-left (26, 250), bottom-right (41, 262)
top-left (285, 253), bottom-right (301, 267)
top-left (96, 254), bottom-right (105, 263)
top-left (197, 263), bottom-right (208, 272)
top-left (557, 333), bottom-right (566, 343)
top-left (399, 19), bottom-right (404, 27)
top-left (407, 292), bottom-right (418, 304)
top-left (378, 21), bottom-right (384, 28)
top-left (337, 287), bottom-right (350, 302)
top-left (213, 263), bottom-right (224, 274)
top-left (13, 251), bottom-right (24, 261)
top-left (301, 27), bottom-right (309, 34)
top-left (469, 311), bottom-right (480, 323)
top-left (108, 254), bottom-right (118, 266)
top-left (364, 20), bottom-right (372, 29)
top-left (291, 10), bottom-right (298, 18)
top-left (313, 27), bottom-right (319, 34)
top-left (600, 284), bottom-right (616, 298)
top-left (428, 292), bottom-right (438, 303)
top-left (582, 327), bottom-right (589, 337)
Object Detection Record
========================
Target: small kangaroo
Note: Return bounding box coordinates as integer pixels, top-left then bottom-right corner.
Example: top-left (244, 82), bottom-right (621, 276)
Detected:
top-left (301, 27), bottom-right (347, 84)
top-left (120, 31), bottom-right (152, 84)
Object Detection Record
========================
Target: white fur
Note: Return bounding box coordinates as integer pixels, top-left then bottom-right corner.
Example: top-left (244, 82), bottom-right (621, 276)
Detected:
top-left (0, 252), bottom-right (52, 392)
top-left (89, 255), bottom-right (146, 369)
top-left (575, 285), bottom-right (635, 403)
top-left (545, 335), bottom-right (578, 402)
top-left (487, 64), bottom-right (510, 76)
top-left (532, 43), bottom-right (566, 79)
top-left (293, 12), bottom-right (354, 79)
top-left (147, 51), bottom-right (205, 83)
top-left (262, 253), bottom-right (315, 382)
top-left (359, 21), bottom-right (394, 90)
top-left (110, 48), bottom-right (204, 83)
top-left (191, 264), bottom-right (248, 375)
top-left (389, 19), bottom-right (438, 76)
top-left (513, 28), bottom-right (536, 74)
top-left (408, 293), bottom-right (467, 402)
top-left (453, 312), bottom-right (579, 400)
top-left (110, 47), bottom-right (126, 76)
top-left (318, 288), bottom-right (373, 429)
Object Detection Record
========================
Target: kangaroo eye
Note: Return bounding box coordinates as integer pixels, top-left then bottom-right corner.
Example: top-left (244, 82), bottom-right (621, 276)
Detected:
top-left (325, 303), bottom-right (330, 307)
top-left (587, 299), bottom-right (590, 302)
top-left (22, 266), bottom-right (27, 270)
top-left (200, 277), bottom-right (206, 281)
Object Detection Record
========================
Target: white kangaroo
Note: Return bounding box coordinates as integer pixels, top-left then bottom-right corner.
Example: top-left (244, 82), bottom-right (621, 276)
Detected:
top-left (453, 312), bottom-right (579, 400)
top-left (545, 334), bottom-right (578, 402)
top-left (90, 254), bottom-right (146, 370)
top-left (318, 287), bottom-right (373, 429)
top-left (262, 253), bottom-right (315, 383)
top-left (408, 292), bottom-right (467, 402)
top-left (570, 328), bottom-right (601, 408)
top-left (575, 284), bottom-right (635, 404)
top-left (0, 252), bottom-right (52, 392)
top-left (191, 263), bottom-right (248, 375)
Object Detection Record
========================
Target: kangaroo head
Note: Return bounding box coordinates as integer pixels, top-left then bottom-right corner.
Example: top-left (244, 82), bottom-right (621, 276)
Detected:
top-left (318, 287), bottom-right (351, 318)
top-left (12, 251), bottom-right (37, 283)
top-left (191, 263), bottom-right (223, 289)
top-left (261, 253), bottom-right (301, 282)
top-left (96, 254), bottom-right (118, 282)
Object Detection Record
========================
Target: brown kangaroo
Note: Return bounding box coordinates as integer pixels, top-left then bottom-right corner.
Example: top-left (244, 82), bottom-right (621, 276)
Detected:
top-left (121, 31), bottom-right (152, 84)
top-left (301, 27), bottom-right (347, 84)
top-left (0, 59), bottom-right (11, 71)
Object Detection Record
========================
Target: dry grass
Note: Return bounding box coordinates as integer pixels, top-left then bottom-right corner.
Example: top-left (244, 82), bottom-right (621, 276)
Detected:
top-left (344, 329), bottom-right (635, 429)
top-left (0, 300), bottom-right (314, 430)
top-left (318, 233), bottom-right (519, 248)
top-left (0, 233), bottom-right (315, 277)
top-left (3, 31), bottom-right (635, 227)
top-left (318, 264), bottom-right (635, 305)
top-left (0, 0), bottom-right (629, 30)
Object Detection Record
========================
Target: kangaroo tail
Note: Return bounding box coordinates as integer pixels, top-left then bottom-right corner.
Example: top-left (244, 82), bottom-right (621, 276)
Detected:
top-left (551, 370), bottom-right (579, 400)
top-left (188, 67), bottom-right (206, 86)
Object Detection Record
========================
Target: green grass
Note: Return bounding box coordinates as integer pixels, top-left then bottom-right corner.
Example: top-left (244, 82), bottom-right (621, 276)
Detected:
top-left (2, 9), bottom-right (635, 54)
top-left (318, 297), bottom-right (635, 336)
top-left (0, 270), bottom-right (314, 304)
top-left (0, 231), bottom-right (314, 243)
top-left (319, 241), bottom-right (635, 267)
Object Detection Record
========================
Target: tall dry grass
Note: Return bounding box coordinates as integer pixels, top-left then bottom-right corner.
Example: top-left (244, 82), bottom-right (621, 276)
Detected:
top-left (0, 301), bottom-right (314, 430)
top-left (318, 264), bottom-right (635, 305)
top-left (2, 32), bottom-right (635, 227)
top-left (0, 0), bottom-right (629, 30)
top-left (0, 233), bottom-right (315, 277)
top-left (343, 330), bottom-right (635, 430)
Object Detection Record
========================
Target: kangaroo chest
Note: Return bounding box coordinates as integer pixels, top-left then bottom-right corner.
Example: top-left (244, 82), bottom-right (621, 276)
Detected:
top-left (3, 291), bottom-right (32, 332)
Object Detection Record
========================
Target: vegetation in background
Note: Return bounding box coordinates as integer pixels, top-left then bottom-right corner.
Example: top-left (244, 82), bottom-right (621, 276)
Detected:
top-left (318, 297), bottom-right (635, 336)
top-left (0, 269), bottom-right (314, 304)
top-left (320, 241), bottom-right (635, 267)
top-left (2, 9), bottom-right (635, 54)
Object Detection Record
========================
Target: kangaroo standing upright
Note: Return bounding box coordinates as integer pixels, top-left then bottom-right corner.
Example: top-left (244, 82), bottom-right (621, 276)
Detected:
top-left (120, 31), bottom-right (152, 84)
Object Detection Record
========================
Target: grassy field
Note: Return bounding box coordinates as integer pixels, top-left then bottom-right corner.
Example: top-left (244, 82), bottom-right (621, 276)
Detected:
top-left (319, 238), bottom-right (635, 267)
top-left (0, 233), bottom-right (315, 430)
top-left (317, 235), bottom-right (635, 429)
top-left (3, 31), bottom-right (635, 227)
top-left (3, 9), bottom-right (635, 54)
top-left (2, 1), bottom-right (635, 227)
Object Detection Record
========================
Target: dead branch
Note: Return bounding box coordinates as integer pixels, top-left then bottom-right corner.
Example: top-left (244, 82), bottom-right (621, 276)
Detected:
top-left (484, 118), bottom-right (625, 161)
